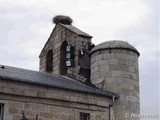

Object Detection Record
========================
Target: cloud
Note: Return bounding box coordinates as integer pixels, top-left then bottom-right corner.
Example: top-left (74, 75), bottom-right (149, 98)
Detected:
top-left (77, 0), bottom-right (148, 26)
top-left (0, 2), bottom-right (53, 70)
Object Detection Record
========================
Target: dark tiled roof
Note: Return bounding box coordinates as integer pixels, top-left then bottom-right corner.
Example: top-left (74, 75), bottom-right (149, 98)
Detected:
top-left (0, 65), bottom-right (117, 98)
top-left (60, 24), bottom-right (92, 38)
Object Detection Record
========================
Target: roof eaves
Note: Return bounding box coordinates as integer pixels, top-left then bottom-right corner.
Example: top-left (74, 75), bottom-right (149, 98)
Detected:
top-left (0, 74), bottom-right (117, 99)
top-left (78, 34), bottom-right (93, 38)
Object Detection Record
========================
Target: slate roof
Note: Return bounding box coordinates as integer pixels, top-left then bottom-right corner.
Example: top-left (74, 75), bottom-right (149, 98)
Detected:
top-left (91, 40), bottom-right (140, 56)
top-left (0, 65), bottom-right (118, 98)
top-left (60, 23), bottom-right (92, 38)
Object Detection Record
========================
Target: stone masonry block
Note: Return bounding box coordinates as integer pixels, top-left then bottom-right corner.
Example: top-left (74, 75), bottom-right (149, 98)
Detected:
top-left (9, 101), bottom-right (24, 110)
top-left (99, 60), bottom-right (108, 65)
top-left (96, 54), bottom-right (103, 61)
top-left (100, 65), bottom-right (109, 71)
top-left (126, 96), bottom-right (138, 103)
top-left (24, 90), bottom-right (37, 97)
top-left (109, 59), bottom-right (118, 65)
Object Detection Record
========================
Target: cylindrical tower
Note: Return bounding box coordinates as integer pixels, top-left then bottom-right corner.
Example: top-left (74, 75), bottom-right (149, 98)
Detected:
top-left (90, 40), bottom-right (140, 120)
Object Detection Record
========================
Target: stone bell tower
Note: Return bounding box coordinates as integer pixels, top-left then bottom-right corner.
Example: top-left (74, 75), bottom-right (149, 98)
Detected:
top-left (39, 15), bottom-right (94, 82)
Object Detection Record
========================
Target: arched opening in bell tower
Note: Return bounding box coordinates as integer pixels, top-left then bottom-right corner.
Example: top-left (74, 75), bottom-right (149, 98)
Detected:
top-left (60, 41), bottom-right (68, 75)
top-left (46, 50), bottom-right (53, 73)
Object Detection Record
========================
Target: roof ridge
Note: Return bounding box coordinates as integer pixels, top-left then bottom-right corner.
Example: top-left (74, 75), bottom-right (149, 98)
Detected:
top-left (59, 23), bottom-right (92, 38)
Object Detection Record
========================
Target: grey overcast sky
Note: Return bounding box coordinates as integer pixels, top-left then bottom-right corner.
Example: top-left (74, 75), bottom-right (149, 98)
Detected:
top-left (0, 0), bottom-right (159, 119)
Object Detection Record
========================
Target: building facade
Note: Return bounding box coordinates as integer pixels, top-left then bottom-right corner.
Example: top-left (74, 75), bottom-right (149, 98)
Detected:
top-left (0, 15), bottom-right (140, 120)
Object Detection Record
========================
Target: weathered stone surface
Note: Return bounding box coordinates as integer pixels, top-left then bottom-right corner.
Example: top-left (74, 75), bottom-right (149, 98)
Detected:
top-left (39, 24), bottom-right (92, 81)
top-left (91, 42), bottom-right (140, 120)
top-left (0, 77), bottom-right (112, 120)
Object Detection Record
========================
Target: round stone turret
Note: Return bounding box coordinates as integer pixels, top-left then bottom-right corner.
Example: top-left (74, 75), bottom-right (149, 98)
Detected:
top-left (90, 40), bottom-right (140, 120)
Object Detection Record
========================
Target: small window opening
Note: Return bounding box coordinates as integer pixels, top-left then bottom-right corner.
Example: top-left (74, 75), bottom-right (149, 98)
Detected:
top-left (60, 41), bottom-right (68, 75)
top-left (46, 50), bottom-right (53, 72)
top-left (0, 104), bottom-right (4, 120)
top-left (80, 112), bottom-right (90, 120)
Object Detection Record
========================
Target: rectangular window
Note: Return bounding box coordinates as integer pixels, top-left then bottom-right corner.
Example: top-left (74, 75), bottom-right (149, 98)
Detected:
top-left (80, 112), bottom-right (90, 120)
top-left (0, 104), bottom-right (4, 120)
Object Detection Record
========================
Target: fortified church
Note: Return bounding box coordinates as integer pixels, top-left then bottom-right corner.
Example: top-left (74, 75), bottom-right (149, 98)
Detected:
top-left (0, 15), bottom-right (140, 120)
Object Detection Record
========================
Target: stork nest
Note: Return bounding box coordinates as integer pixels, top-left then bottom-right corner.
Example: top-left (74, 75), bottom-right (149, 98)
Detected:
top-left (53, 15), bottom-right (73, 25)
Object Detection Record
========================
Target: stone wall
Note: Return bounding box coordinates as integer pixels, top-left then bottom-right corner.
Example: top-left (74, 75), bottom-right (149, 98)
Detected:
top-left (0, 78), bottom-right (111, 120)
top-left (91, 49), bottom-right (139, 120)
top-left (39, 24), bottom-right (91, 81)
top-left (39, 24), bottom-right (63, 74)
